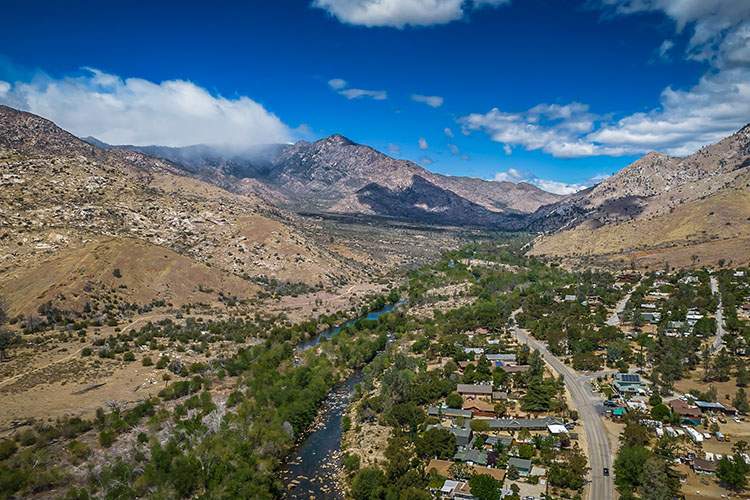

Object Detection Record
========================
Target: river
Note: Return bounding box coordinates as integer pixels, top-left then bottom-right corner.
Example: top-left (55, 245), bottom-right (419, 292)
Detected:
top-left (281, 301), bottom-right (403, 499)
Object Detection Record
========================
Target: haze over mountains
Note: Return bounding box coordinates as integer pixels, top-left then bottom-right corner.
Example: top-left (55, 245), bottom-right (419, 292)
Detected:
top-left (1, 104), bottom-right (749, 316)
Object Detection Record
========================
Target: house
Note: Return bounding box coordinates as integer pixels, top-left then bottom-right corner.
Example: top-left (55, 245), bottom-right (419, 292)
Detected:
top-left (641, 311), bottom-right (661, 324)
top-left (428, 407), bottom-right (474, 420)
top-left (693, 458), bottom-right (717, 475)
top-left (454, 449), bottom-right (489, 466)
top-left (669, 399), bottom-right (702, 424)
top-left (426, 424), bottom-right (473, 448)
top-left (428, 459), bottom-right (506, 482)
top-left (611, 408), bottom-right (626, 422)
top-left (686, 310), bottom-right (704, 326)
top-left (438, 479), bottom-right (474, 500)
top-left (547, 423), bottom-right (568, 435)
top-left (492, 391), bottom-right (509, 401)
top-left (456, 384), bottom-right (494, 398)
top-left (486, 353), bottom-right (516, 366)
top-left (564, 294), bottom-right (577, 302)
top-left (695, 401), bottom-right (725, 414)
top-left (613, 373), bottom-right (645, 394)
top-left (500, 365), bottom-right (530, 374)
top-left (507, 457), bottom-right (533, 475)
top-left (487, 416), bottom-right (564, 431)
top-left (463, 398), bottom-right (496, 417)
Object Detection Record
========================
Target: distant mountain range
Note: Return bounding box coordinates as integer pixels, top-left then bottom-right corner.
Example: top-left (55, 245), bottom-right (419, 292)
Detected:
top-left (2, 103), bottom-right (748, 296)
top-left (84, 134), bottom-right (562, 227)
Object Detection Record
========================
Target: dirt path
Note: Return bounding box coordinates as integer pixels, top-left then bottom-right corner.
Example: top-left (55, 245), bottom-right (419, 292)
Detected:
top-left (0, 315), bottom-right (159, 388)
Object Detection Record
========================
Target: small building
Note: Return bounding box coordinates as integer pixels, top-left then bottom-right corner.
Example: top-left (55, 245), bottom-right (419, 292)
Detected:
top-left (612, 408), bottom-right (626, 422)
top-left (547, 424), bottom-right (568, 435)
top-left (695, 401), bottom-right (725, 414)
top-left (456, 384), bottom-right (494, 398)
top-left (564, 294), bottom-right (577, 302)
top-left (486, 353), bottom-right (516, 366)
top-left (693, 458), bottom-right (717, 475)
top-left (641, 312), bottom-right (662, 324)
top-left (428, 407), bottom-right (474, 420)
top-left (487, 416), bottom-right (564, 432)
top-left (463, 398), bottom-right (496, 417)
top-left (669, 399), bottom-right (702, 424)
top-left (507, 457), bottom-right (533, 475)
top-left (613, 373), bottom-right (645, 394)
top-left (454, 449), bottom-right (489, 467)
top-left (492, 391), bottom-right (509, 401)
top-left (426, 424), bottom-right (473, 448)
top-left (500, 365), bottom-right (530, 374)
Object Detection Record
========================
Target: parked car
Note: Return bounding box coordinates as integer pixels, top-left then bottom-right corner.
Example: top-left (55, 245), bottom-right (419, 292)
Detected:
top-left (603, 468), bottom-right (609, 476)
top-left (734, 417), bottom-right (741, 423)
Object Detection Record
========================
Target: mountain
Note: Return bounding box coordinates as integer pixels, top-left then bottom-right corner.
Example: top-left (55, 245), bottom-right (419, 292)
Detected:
top-left (529, 124), bottom-right (750, 269)
top-left (96, 134), bottom-right (562, 227)
top-left (528, 125), bottom-right (750, 233)
top-left (0, 106), bottom-right (355, 316)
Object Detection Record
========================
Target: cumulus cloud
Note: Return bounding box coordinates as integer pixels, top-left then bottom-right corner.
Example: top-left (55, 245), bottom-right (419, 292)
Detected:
top-left (418, 137), bottom-right (429, 150)
top-left (312, 0), bottom-right (510, 28)
top-left (388, 142), bottom-right (401, 156)
top-left (418, 156), bottom-right (434, 166)
top-left (328, 77), bottom-right (387, 100)
top-left (411, 94), bottom-right (444, 107)
top-left (462, 1), bottom-right (750, 159)
top-left (0, 67), bottom-right (291, 147)
top-left (444, 127), bottom-right (454, 138)
top-left (492, 168), bottom-right (609, 195)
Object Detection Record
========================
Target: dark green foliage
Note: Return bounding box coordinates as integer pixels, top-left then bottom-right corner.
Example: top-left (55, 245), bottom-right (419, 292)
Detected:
top-left (468, 474), bottom-right (500, 500)
top-left (351, 467), bottom-right (386, 500)
top-left (415, 428), bottom-right (456, 459)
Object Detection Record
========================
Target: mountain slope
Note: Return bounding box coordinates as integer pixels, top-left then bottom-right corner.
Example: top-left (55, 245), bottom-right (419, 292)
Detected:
top-left (529, 125), bottom-right (750, 269)
top-left (528, 124), bottom-right (750, 233)
top-left (102, 134), bottom-right (561, 226)
top-left (0, 106), bottom-right (355, 315)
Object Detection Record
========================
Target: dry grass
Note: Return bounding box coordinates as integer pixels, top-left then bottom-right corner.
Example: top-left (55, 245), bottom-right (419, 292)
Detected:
top-left (530, 187), bottom-right (750, 270)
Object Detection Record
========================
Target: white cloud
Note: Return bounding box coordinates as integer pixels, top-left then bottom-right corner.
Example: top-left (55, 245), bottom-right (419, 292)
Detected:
top-left (312, 0), bottom-right (510, 28)
top-left (418, 156), bottom-right (434, 166)
top-left (0, 80), bottom-right (9, 97)
top-left (492, 168), bottom-right (600, 195)
top-left (444, 127), bottom-right (454, 138)
top-left (0, 68), bottom-right (291, 147)
top-left (418, 137), bottom-right (429, 150)
top-left (461, 1), bottom-right (750, 159)
top-left (411, 93), bottom-right (444, 107)
top-left (388, 142), bottom-right (401, 156)
top-left (328, 78), bottom-right (347, 90)
top-left (658, 39), bottom-right (675, 60)
top-left (328, 77), bottom-right (387, 100)
top-left (503, 144), bottom-right (512, 155)
top-left (447, 143), bottom-right (460, 155)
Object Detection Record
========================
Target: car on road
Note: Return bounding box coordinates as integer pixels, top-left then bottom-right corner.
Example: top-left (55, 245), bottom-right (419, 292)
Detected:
top-left (734, 416), bottom-right (741, 423)
top-left (604, 400), bottom-right (618, 407)
top-left (603, 467), bottom-right (609, 476)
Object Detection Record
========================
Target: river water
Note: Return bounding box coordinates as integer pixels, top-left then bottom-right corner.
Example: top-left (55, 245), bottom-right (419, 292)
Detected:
top-left (281, 301), bottom-right (403, 499)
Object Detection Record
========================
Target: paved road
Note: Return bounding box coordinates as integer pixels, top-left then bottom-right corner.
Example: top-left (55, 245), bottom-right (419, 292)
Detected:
top-left (510, 310), bottom-right (613, 500)
top-left (710, 276), bottom-right (726, 351)
top-left (607, 287), bottom-right (635, 326)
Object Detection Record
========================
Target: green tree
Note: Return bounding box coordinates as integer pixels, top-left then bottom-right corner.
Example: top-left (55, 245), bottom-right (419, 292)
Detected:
top-left (351, 467), bottom-right (386, 500)
top-left (637, 456), bottom-right (673, 500)
top-left (737, 361), bottom-right (750, 388)
top-left (446, 393), bottom-right (463, 409)
top-left (650, 404), bottom-right (671, 421)
top-left (416, 428), bottom-right (456, 459)
top-left (468, 474), bottom-right (500, 500)
top-left (506, 464), bottom-right (520, 480)
top-left (734, 388), bottom-right (750, 413)
top-left (717, 455), bottom-right (750, 491)
top-left (614, 445), bottom-right (650, 489)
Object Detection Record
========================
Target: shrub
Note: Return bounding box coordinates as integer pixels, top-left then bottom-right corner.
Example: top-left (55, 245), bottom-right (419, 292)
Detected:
top-left (16, 429), bottom-right (36, 446)
top-left (141, 356), bottom-right (153, 367)
top-left (123, 352), bottom-right (135, 362)
top-left (99, 429), bottom-right (116, 448)
top-left (0, 438), bottom-right (18, 460)
top-left (343, 452), bottom-right (361, 472)
top-left (81, 347), bottom-right (92, 357)
top-left (67, 440), bottom-right (91, 460)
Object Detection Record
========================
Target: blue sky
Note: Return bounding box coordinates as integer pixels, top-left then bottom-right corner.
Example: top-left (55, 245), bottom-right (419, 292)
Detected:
top-left (1, 0), bottom-right (748, 194)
